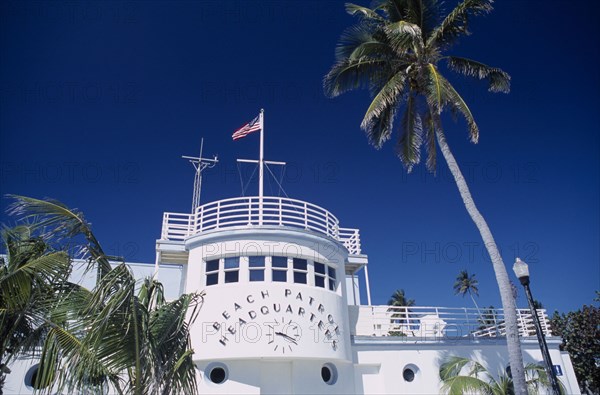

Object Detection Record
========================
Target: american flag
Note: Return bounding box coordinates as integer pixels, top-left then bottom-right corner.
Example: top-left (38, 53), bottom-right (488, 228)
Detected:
top-left (232, 115), bottom-right (261, 140)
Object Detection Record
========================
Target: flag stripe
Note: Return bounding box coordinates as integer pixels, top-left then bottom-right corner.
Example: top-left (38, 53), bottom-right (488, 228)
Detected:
top-left (232, 115), bottom-right (261, 140)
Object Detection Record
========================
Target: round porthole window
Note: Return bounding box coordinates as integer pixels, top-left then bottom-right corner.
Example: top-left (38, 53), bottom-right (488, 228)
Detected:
top-left (321, 363), bottom-right (338, 385)
top-left (24, 364), bottom-right (51, 390)
top-left (402, 364), bottom-right (419, 383)
top-left (206, 363), bottom-right (228, 384)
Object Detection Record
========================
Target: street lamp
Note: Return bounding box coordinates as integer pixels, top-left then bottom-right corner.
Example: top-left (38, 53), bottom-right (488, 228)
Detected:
top-left (513, 258), bottom-right (561, 395)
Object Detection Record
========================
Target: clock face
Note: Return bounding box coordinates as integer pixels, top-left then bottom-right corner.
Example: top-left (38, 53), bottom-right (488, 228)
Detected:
top-left (266, 317), bottom-right (302, 354)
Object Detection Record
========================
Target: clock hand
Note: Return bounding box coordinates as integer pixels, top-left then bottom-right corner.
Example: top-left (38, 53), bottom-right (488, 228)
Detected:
top-left (274, 331), bottom-right (298, 345)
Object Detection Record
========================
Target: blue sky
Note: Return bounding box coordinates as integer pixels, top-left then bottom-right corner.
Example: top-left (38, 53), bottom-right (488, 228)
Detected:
top-left (1, 0), bottom-right (598, 314)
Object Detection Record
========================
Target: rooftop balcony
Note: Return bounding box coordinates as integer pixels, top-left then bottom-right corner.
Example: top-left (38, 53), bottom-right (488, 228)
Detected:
top-left (160, 196), bottom-right (362, 255)
top-left (350, 305), bottom-right (553, 339)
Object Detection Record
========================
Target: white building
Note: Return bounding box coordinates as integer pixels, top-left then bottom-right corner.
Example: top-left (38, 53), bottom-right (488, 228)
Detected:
top-left (5, 152), bottom-right (581, 394)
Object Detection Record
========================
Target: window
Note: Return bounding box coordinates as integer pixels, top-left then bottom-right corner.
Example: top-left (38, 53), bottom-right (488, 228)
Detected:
top-left (293, 258), bottom-right (308, 284)
top-left (328, 266), bottom-right (337, 291)
top-left (314, 262), bottom-right (337, 290)
top-left (402, 364), bottom-right (419, 383)
top-left (224, 257), bottom-right (239, 283)
top-left (249, 256), bottom-right (265, 282)
top-left (203, 256), bottom-right (337, 289)
top-left (314, 261), bottom-right (326, 288)
top-left (403, 368), bottom-right (415, 382)
top-left (272, 256), bottom-right (287, 282)
top-left (210, 367), bottom-right (226, 384)
top-left (206, 363), bottom-right (229, 384)
top-left (206, 259), bottom-right (219, 286)
top-left (24, 364), bottom-right (51, 390)
top-left (321, 363), bottom-right (337, 385)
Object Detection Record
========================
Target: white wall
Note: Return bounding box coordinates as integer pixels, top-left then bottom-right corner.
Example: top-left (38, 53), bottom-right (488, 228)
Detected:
top-left (352, 337), bottom-right (581, 394)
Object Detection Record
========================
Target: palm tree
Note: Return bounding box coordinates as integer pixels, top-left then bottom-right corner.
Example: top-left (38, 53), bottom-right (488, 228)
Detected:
top-left (8, 196), bottom-right (202, 395)
top-left (387, 289), bottom-right (415, 335)
top-left (478, 305), bottom-right (498, 328)
top-left (454, 270), bottom-right (483, 317)
top-left (439, 355), bottom-right (563, 394)
top-left (0, 225), bottom-right (77, 391)
top-left (36, 267), bottom-right (202, 395)
top-left (323, 1), bottom-right (526, 391)
top-left (388, 289), bottom-right (415, 307)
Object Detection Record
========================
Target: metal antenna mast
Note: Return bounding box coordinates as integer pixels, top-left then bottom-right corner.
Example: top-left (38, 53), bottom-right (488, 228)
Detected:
top-left (182, 138), bottom-right (218, 213)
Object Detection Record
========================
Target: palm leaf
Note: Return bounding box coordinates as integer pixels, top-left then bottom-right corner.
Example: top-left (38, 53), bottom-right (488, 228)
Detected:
top-left (385, 20), bottom-right (424, 56)
top-left (362, 97), bottom-right (398, 148)
top-left (425, 63), bottom-right (444, 113)
top-left (7, 195), bottom-right (112, 277)
top-left (345, 3), bottom-right (384, 21)
top-left (414, 0), bottom-right (443, 39)
top-left (439, 74), bottom-right (480, 142)
top-left (439, 356), bottom-right (472, 379)
top-left (376, 0), bottom-right (409, 22)
top-left (440, 356), bottom-right (493, 394)
top-left (335, 23), bottom-right (390, 61)
top-left (323, 58), bottom-right (389, 98)
top-left (396, 93), bottom-right (423, 171)
top-left (447, 56), bottom-right (511, 93)
top-left (37, 323), bottom-right (118, 394)
top-left (422, 109), bottom-right (438, 171)
top-left (442, 375), bottom-right (494, 394)
top-left (427, 0), bottom-right (493, 49)
top-left (361, 69), bottom-right (407, 131)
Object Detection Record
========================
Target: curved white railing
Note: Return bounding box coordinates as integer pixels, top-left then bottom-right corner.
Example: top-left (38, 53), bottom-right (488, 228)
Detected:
top-left (161, 196), bottom-right (362, 254)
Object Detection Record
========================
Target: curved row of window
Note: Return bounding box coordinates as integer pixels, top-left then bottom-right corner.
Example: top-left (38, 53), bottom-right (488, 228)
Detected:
top-left (204, 256), bottom-right (337, 291)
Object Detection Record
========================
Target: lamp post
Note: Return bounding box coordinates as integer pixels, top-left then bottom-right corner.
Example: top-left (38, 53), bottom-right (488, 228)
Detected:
top-left (512, 258), bottom-right (561, 395)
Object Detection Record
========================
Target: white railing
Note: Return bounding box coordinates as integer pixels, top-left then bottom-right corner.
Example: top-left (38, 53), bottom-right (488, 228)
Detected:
top-left (350, 305), bottom-right (553, 339)
top-left (161, 212), bottom-right (194, 241)
top-left (161, 197), bottom-right (362, 254)
top-left (339, 228), bottom-right (361, 255)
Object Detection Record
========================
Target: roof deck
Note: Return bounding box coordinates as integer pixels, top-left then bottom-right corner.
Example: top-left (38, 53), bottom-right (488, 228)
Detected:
top-left (160, 196), bottom-right (362, 255)
top-left (350, 305), bottom-right (553, 339)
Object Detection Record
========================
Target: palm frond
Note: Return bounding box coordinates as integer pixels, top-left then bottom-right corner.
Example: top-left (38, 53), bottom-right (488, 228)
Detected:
top-left (439, 356), bottom-right (472, 379)
top-left (323, 58), bottom-right (389, 98)
top-left (415, 0), bottom-right (443, 39)
top-left (7, 195), bottom-right (112, 277)
top-left (524, 363), bottom-right (566, 395)
top-left (427, 0), bottom-right (493, 49)
top-left (164, 349), bottom-right (197, 395)
top-left (361, 69), bottom-right (407, 130)
top-left (439, 74), bottom-right (480, 142)
top-left (384, 20), bottom-right (424, 56)
top-left (396, 93), bottom-right (423, 172)
top-left (335, 22), bottom-right (389, 61)
top-left (151, 293), bottom-right (202, 395)
top-left (492, 374), bottom-right (515, 395)
top-left (440, 356), bottom-right (493, 394)
top-left (447, 56), bottom-right (511, 93)
top-left (345, 3), bottom-right (384, 21)
top-left (442, 375), bottom-right (494, 395)
top-left (376, 0), bottom-right (409, 22)
top-left (425, 63), bottom-right (444, 113)
top-left (422, 109), bottom-right (438, 171)
top-left (361, 96), bottom-right (398, 148)
top-left (37, 323), bottom-right (117, 394)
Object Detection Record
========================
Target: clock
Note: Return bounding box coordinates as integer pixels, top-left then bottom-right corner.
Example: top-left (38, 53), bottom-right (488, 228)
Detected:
top-left (266, 317), bottom-right (302, 354)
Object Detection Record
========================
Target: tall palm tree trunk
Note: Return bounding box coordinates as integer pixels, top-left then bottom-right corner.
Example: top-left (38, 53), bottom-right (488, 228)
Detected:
top-left (436, 130), bottom-right (528, 395)
top-left (469, 293), bottom-right (483, 318)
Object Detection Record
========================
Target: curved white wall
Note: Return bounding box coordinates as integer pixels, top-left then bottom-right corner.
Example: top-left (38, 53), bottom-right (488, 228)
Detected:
top-left (184, 227), bottom-right (352, 362)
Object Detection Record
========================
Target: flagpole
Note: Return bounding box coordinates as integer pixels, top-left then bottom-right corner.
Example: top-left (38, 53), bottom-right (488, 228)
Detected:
top-left (259, 108), bottom-right (264, 225)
